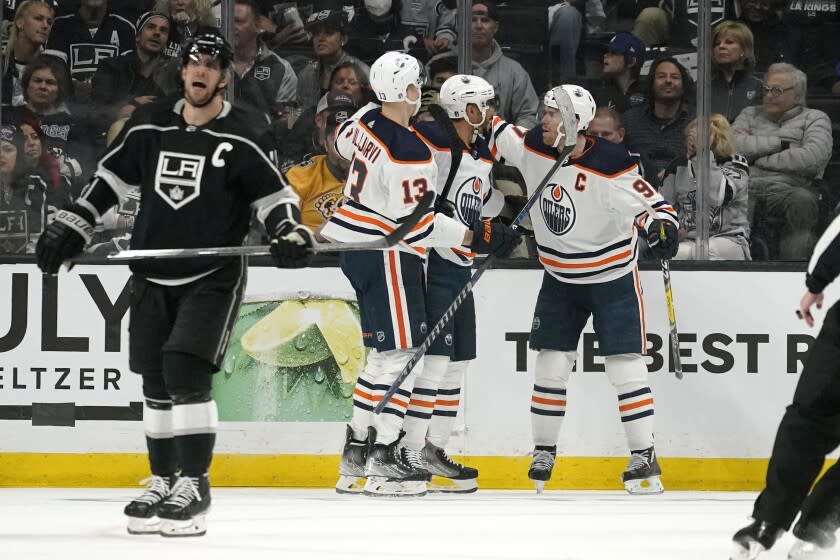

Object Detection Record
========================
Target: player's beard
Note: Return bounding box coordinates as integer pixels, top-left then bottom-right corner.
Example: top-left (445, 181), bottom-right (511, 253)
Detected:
top-left (185, 79), bottom-right (221, 109)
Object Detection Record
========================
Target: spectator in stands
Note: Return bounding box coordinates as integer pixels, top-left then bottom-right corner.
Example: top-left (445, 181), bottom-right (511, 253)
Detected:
top-left (548, 0), bottom-right (584, 79)
top-left (232, 0), bottom-right (298, 121)
top-left (46, 0), bottom-right (136, 91)
top-left (633, 0), bottom-right (737, 48)
top-left (109, 0), bottom-right (156, 25)
top-left (281, 89), bottom-right (357, 170)
top-left (6, 55), bottom-right (93, 196)
top-left (91, 11), bottom-right (170, 124)
top-left (624, 56), bottom-right (695, 181)
top-left (256, 1), bottom-right (309, 50)
top-left (711, 21), bottom-right (762, 124)
top-left (427, 54), bottom-right (457, 90)
top-left (326, 59), bottom-right (371, 106)
top-left (1, 0), bottom-right (56, 107)
top-left (153, 0), bottom-right (217, 58)
top-left (732, 62), bottom-right (833, 260)
top-left (468, 0), bottom-right (539, 128)
top-left (296, 7), bottom-right (369, 113)
top-left (0, 124), bottom-right (49, 254)
top-left (591, 32), bottom-right (647, 113)
top-left (588, 106), bottom-right (660, 187)
top-left (17, 115), bottom-right (68, 212)
top-left (660, 114), bottom-right (751, 260)
top-left (286, 95), bottom-right (355, 231)
top-left (739, 0), bottom-right (796, 72)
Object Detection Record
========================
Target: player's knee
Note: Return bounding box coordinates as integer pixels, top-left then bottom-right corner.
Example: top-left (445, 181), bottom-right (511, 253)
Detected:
top-left (378, 348), bottom-right (419, 373)
top-left (161, 351), bottom-right (214, 404)
top-left (535, 350), bottom-right (575, 386)
top-left (605, 353), bottom-right (648, 390)
top-left (142, 374), bottom-right (169, 404)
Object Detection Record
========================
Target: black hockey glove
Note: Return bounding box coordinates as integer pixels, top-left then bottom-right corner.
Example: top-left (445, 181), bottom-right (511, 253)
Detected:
top-left (646, 219), bottom-right (679, 260)
top-left (36, 204), bottom-right (95, 274)
top-left (469, 219), bottom-right (521, 258)
top-left (270, 224), bottom-right (314, 268)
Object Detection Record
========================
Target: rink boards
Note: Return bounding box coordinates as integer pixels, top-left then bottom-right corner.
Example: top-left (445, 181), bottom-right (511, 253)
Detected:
top-left (0, 264), bottom-right (837, 489)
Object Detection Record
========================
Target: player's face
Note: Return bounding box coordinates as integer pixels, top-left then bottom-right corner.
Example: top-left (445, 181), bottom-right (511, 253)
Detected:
top-left (17, 4), bottom-right (53, 46)
top-left (313, 28), bottom-right (343, 58)
top-left (330, 67), bottom-right (362, 103)
top-left (0, 141), bottom-right (18, 175)
top-left (540, 106), bottom-right (564, 146)
top-left (587, 116), bottom-right (624, 144)
top-left (652, 62), bottom-right (683, 102)
top-left (181, 54), bottom-right (228, 107)
top-left (27, 68), bottom-right (59, 108)
top-left (19, 124), bottom-right (41, 162)
top-left (602, 51), bottom-right (626, 75)
top-left (137, 16), bottom-right (170, 55)
top-left (713, 33), bottom-right (743, 67)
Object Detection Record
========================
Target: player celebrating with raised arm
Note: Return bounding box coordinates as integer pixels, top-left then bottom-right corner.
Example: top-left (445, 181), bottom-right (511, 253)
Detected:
top-left (400, 74), bottom-right (504, 493)
top-left (487, 85), bottom-right (679, 494)
top-left (323, 52), bottom-right (519, 497)
top-left (35, 32), bottom-right (312, 537)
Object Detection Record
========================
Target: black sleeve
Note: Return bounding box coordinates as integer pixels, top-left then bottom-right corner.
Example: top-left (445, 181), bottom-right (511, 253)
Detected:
top-left (806, 216), bottom-right (840, 293)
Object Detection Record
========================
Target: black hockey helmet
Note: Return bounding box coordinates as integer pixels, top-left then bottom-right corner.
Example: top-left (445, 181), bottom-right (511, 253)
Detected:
top-left (181, 32), bottom-right (233, 71)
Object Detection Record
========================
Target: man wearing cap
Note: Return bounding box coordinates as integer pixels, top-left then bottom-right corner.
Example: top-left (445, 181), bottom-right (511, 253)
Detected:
top-left (469, 0), bottom-right (539, 128)
top-left (295, 8), bottom-right (369, 113)
top-left (233, 0), bottom-right (298, 121)
top-left (280, 89), bottom-right (357, 170)
top-left (285, 91), bottom-right (357, 230)
top-left (91, 11), bottom-right (171, 124)
top-left (591, 32), bottom-right (647, 114)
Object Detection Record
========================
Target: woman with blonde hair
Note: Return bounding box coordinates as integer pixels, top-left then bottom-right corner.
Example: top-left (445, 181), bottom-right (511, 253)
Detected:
top-left (660, 114), bottom-right (751, 260)
top-left (153, 0), bottom-right (218, 58)
top-left (711, 20), bottom-right (762, 122)
top-left (1, 0), bottom-right (55, 107)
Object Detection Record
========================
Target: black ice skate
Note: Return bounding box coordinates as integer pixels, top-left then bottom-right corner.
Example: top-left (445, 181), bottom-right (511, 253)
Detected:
top-left (335, 425), bottom-right (369, 495)
top-left (158, 474), bottom-right (211, 537)
top-left (788, 517), bottom-right (838, 559)
top-left (124, 474), bottom-right (174, 534)
top-left (621, 447), bottom-right (664, 495)
top-left (729, 519), bottom-right (784, 559)
top-left (363, 433), bottom-right (428, 497)
top-left (423, 442), bottom-right (478, 494)
top-left (528, 445), bottom-right (556, 494)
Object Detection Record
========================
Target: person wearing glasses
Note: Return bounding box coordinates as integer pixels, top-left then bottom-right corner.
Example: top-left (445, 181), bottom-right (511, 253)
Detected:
top-left (731, 62), bottom-right (833, 261)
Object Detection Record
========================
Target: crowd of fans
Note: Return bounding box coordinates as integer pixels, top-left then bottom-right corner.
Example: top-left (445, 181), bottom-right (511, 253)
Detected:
top-left (1, 0), bottom-right (839, 262)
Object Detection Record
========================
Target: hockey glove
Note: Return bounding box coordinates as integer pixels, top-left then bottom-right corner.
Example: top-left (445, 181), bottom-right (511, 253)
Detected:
top-left (646, 219), bottom-right (679, 260)
top-left (270, 224), bottom-right (314, 268)
top-left (469, 219), bottom-right (521, 258)
top-left (36, 204), bottom-right (95, 274)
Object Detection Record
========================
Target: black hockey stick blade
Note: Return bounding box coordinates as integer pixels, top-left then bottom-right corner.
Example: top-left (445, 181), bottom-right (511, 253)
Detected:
top-left (99, 192), bottom-right (435, 262)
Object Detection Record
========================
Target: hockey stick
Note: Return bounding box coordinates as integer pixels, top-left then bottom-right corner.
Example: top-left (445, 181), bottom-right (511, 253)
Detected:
top-left (427, 103), bottom-right (463, 213)
top-left (96, 192), bottom-right (434, 262)
top-left (374, 92), bottom-right (579, 414)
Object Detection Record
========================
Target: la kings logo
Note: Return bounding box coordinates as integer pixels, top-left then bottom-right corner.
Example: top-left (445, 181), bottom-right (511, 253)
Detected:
top-left (455, 176), bottom-right (483, 225)
top-left (540, 183), bottom-right (576, 236)
top-left (155, 151), bottom-right (205, 210)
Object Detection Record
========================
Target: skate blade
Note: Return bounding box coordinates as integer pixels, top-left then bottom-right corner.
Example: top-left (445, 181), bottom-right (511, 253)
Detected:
top-left (623, 476), bottom-right (664, 495)
top-left (362, 477), bottom-right (427, 497)
top-left (788, 539), bottom-right (832, 559)
top-left (427, 476), bottom-right (478, 494)
top-left (126, 515), bottom-right (160, 535)
top-left (729, 540), bottom-right (766, 559)
top-left (335, 475), bottom-right (366, 494)
top-left (159, 514), bottom-right (207, 537)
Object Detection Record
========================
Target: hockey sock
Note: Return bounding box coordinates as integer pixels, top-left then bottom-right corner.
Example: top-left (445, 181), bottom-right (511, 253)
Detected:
top-left (350, 367), bottom-right (377, 441)
top-left (401, 354), bottom-right (449, 450)
top-left (371, 350), bottom-right (421, 445)
top-left (605, 354), bottom-right (654, 452)
top-left (531, 350), bottom-right (574, 447)
top-left (142, 374), bottom-right (176, 476)
top-left (427, 360), bottom-right (468, 448)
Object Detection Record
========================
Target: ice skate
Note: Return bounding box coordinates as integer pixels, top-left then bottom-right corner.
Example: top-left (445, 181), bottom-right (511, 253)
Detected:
top-left (788, 518), bottom-right (837, 559)
top-left (528, 446), bottom-right (556, 494)
top-left (423, 442), bottom-right (478, 494)
top-left (158, 475), bottom-right (211, 537)
top-left (335, 426), bottom-right (368, 495)
top-left (730, 519), bottom-right (784, 559)
top-left (621, 447), bottom-right (664, 495)
top-left (363, 434), bottom-right (428, 497)
top-left (124, 474), bottom-right (173, 534)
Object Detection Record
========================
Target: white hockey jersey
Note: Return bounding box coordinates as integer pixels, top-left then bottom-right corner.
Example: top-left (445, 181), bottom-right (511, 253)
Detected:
top-left (320, 103), bottom-right (467, 256)
top-left (488, 117), bottom-right (678, 284)
top-left (414, 120), bottom-right (503, 266)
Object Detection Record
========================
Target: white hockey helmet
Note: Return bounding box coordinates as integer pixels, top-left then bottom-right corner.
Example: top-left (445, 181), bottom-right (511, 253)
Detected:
top-left (439, 74), bottom-right (495, 127)
top-left (544, 84), bottom-right (596, 132)
top-left (369, 51), bottom-right (425, 112)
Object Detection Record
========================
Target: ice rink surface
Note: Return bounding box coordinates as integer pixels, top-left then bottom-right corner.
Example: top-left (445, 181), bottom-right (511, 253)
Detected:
top-left (0, 488), bottom-right (812, 560)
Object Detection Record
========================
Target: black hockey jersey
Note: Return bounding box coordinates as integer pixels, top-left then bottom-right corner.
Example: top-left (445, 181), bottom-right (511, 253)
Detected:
top-left (0, 174), bottom-right (48, 254)
top-left (78, 99), bottom-right (299, 279)
top-left (46, 10), bottom-right (136, 80)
